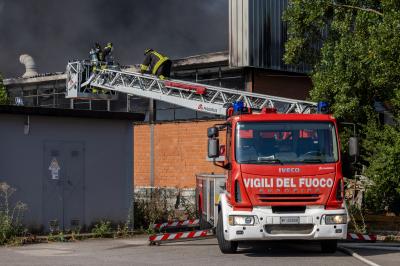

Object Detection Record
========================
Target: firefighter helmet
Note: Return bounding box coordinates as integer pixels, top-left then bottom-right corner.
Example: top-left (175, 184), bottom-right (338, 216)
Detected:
top-left (144, 48), bottom-right (153, 55)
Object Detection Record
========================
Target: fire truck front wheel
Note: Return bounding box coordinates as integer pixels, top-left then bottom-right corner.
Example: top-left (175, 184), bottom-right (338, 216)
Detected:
top-left (217, 211), bottom-right (238, 254)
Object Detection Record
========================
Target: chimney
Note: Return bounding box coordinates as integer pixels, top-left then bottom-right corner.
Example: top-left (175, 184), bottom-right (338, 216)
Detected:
top-left (19, 54), bottom-right (38, 78)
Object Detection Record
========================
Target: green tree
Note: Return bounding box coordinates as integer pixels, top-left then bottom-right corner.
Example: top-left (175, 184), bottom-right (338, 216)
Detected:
top-left (0, 73), bottom-right (8, 105)
top-left (363, 123), bottom-right (400, 213)
top-left (284, 0), bottom-right (400, 213)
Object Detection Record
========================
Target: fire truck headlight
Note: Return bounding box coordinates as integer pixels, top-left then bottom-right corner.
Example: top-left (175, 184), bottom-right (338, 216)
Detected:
top-left (324, 214), bottom-right (347, 224)
top-left (228, 215), bottom-right (256, 226)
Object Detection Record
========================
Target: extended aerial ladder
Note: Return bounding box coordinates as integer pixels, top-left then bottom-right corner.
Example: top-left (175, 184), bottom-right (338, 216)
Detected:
top-left (66, 61), bottom-right (316, 114)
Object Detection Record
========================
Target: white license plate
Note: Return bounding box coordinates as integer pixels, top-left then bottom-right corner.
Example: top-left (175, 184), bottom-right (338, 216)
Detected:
top-left (280, 216), bottom-right (300, 224)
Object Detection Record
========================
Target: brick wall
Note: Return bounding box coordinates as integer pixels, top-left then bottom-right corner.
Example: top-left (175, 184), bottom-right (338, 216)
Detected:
top-left (133, 120), bottom-right (225, 188)
top-left (133, 125), bottom-right (151, 187)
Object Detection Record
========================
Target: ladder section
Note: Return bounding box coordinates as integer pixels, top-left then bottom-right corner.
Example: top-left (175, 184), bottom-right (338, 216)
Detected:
top-left (66, 61), bottom-right (316, 115)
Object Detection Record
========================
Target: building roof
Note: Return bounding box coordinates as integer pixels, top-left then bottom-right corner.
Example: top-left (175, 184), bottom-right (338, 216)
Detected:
top-left (0, 105), bottom-right (145, 121)
top-left (4, 73), bottom-right (66, 86)
top-left (172, 51), bottom-right (229, 70)
top-left (4, 51), bottom-right (230, 84)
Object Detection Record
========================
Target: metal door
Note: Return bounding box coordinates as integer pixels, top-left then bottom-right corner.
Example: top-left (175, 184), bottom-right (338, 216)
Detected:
top-left (43, 141), bottom-right (64, 232)
top-left (63, 142), bottom-right (85, 231)
top-left (43, 141), bottom-right (85, 232)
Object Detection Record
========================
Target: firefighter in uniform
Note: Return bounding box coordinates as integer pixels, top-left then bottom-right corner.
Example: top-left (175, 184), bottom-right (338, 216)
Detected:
top-left (103, 42), bottom-right (114, 65)
top-left (95, 42), bottom-right (104, 62)
top-left (140, 49), bottom-right (172, 79)
top-left (89, 42), bottom-right (110, 94)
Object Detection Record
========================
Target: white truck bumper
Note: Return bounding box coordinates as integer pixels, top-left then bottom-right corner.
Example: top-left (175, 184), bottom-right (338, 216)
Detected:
top-left (220, 195), bottom-right (348, 242)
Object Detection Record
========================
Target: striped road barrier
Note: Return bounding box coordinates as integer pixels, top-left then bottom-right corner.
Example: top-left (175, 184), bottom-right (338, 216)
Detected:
top-left (152, 219), bottom-right (200, 230)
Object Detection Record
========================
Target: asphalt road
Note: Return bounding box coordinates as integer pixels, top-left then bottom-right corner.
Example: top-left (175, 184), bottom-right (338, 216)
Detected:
top-left (0, 237), bottom-right (399, 266)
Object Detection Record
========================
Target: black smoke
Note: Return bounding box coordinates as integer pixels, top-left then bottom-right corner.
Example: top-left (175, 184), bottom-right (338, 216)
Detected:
top-left (0, 0), bottom-right (228, 77)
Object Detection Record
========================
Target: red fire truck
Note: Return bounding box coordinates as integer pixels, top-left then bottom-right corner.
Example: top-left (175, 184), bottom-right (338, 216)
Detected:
top-left (205, 103), bottom-right (355, 253)
top-left (66, 61), bottom-right (356, 254)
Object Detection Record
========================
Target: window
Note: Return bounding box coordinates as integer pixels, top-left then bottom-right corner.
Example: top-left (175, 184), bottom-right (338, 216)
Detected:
top-left (235, 122), bottom-right (338, 164)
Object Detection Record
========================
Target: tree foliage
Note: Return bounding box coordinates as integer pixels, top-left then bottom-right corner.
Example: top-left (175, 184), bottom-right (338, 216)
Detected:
top-left (363, 123), bottom-right (400, 213)
top-left (0, 73), bottom-right (7, 105)
top-left (284, 0), bottom-right (400, 213)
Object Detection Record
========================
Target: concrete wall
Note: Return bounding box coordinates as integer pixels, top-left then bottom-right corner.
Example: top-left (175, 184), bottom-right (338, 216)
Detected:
top-left (0, 113), bottom-right (133, 231)
top-left (134, 120), bottom-right (225, 188)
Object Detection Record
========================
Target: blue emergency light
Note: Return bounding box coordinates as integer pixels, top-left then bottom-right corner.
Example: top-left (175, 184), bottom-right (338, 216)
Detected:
top-left (233, 101), bottom-right (244, 112)
top-left (317, 101), bottom-right (329, 114)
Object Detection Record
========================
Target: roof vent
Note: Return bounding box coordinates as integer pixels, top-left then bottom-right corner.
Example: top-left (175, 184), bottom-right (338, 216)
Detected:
top-left (19, 54), bottom-right (38, 78)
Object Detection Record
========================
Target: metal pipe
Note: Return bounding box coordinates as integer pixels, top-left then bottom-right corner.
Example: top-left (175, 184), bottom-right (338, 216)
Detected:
top-left (19, 54), bottom-right (38, 78)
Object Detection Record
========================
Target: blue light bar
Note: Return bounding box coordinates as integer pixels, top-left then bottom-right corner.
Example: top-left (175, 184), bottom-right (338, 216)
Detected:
top-left (317, 101), bottom-right (329, 114)
top-left (233, 101), bottom-right (244, 112)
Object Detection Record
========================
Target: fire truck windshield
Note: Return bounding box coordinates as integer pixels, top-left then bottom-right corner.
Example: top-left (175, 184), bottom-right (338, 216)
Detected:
top-left (235, 122), bottom-right (339, 164)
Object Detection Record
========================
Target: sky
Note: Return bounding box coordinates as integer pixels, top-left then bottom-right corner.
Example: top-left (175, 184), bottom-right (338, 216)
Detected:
top-left (0, 0), bottom-right (228, 78)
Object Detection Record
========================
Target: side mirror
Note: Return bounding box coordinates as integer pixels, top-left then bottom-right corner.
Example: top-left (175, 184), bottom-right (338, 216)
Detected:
top-left (208, 138), bottom-right (220, 158)
top-left (207, 127), bottom-right (219, 138)
top-left (349, 137), bottom-right (359, 159)
top-left (219, 145), bottom-right (226, 156)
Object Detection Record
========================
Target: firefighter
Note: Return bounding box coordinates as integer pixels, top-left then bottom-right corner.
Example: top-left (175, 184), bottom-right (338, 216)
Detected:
top-left (94, 42), bottom-right (104, 62)
top-left (103, 42), bottom-right (114, 65)
top-left (88, 42), bottom-right (104, 94)
top-left (89, 48), bottom-right (99, 65)
top-left (140, 49), bottom-right (172, 80)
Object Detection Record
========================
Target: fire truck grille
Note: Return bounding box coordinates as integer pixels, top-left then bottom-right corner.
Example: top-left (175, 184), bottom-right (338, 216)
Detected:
top-left (265, 224), bottom-right (314, 235)
top-left (257, 194), bottom-right (320, 203)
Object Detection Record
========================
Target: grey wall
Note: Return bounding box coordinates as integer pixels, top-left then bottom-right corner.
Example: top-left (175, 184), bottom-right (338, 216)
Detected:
top-left (0, 113), bottom-right (133, 232)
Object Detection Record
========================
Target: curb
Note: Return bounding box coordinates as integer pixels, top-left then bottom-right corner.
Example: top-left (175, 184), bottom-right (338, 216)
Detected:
top-left (376, 235), bottom-right (400, 242)
top-left (340, 243), bottom-right (400, 251)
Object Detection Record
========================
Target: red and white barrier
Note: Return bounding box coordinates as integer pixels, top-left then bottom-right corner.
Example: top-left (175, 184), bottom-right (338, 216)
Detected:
top-left (152, 219), bottom-right (200, 230)
top-left (149, 229), bottom-right (213, 242)
top-left (347, 233), bottom-right (377, 241)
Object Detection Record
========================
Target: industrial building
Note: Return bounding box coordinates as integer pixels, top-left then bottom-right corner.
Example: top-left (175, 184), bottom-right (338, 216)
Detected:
top-left (0, 105), bottom-right (144, 231)
top-left (1, 0), bottom-right (313, 229)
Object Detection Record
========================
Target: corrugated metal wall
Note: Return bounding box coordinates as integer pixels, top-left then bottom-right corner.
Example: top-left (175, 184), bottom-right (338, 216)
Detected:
top-left (229, 0), bottom-right (249, 67)
top-left (229, 0), bottom-right (311, 73)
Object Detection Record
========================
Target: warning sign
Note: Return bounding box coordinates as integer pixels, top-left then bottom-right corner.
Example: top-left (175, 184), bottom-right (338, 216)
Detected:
top-left (49, 157), bottom-right (61, 180)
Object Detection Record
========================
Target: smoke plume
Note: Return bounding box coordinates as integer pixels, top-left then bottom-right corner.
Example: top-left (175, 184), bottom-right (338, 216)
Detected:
top-left (0, 0), bottom-right (228, 77)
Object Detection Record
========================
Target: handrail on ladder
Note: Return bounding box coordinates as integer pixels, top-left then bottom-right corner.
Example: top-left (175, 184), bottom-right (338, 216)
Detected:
top-left (66, 61), bottom-right (317, 115)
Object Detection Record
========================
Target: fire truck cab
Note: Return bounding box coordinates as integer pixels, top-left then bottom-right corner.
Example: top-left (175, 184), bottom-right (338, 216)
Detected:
top-left (207, 104), bottom-right (351, 254)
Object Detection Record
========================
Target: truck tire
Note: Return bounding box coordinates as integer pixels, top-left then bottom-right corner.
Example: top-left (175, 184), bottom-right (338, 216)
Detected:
top-left (320, 240), bottom-right (337, 253)
top-left (217, 211), bottom-right (238, 254)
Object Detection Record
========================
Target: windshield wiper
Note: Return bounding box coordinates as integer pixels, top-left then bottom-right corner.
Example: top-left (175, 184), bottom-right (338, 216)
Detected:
top-left (239, 158), bottom-right (283, 165)
top-left (300, 158), bottom-right (324, 163)
top-left (257, 157), bottom-right (283, 165)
